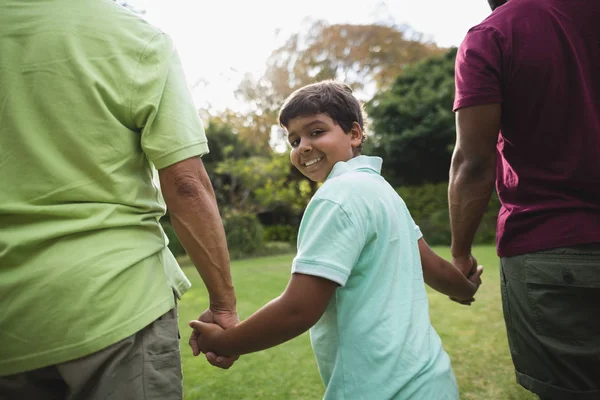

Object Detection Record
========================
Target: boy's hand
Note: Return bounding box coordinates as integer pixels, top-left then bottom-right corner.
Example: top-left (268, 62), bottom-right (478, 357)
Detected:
top-left (189, 320), bottom-right (227, 357)
top-left (450, 264), bottom-right (484, 306)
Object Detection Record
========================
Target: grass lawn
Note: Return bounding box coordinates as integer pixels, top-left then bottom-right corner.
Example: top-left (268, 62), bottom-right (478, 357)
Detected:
top-left (177, 245), bottom-right (538, 400)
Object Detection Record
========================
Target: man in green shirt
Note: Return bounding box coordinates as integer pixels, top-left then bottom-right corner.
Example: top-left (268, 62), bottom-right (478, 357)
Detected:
top-left (0, 0), bottom-right (237, 398)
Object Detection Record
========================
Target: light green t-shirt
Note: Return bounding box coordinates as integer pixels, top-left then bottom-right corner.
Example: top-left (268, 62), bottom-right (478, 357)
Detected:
top-left (0, 0), bottom-right (206, 375)
top-left (292, 156), bottom-right (458, 400)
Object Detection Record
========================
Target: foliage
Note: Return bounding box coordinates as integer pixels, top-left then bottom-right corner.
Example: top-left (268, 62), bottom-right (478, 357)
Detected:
top-left (366, 48), bottom-right (457, 187)
top-left (398, 182), bottom-right (500, 246)
top-left (214, 152), bottom-right (313, 215)
top-left (160, 220), bottom-right (186, 257)
top-left (205, 109), bottom-right (276, 155)
top-left (202, 117), bottom-right (260, 208)
top-left (265, 21), bottom-right (443, 92)
top-left (253, 241), bottom-right (297, 258)
top-left (203, 117), bottom-right (256, 166)
top-left (232, 21), bottom-right (444, 150)
top-left (177, 250), bottom-right (537, 400)
top-left (160, 219), bottom-right (297, 262)
top-left (222, 212), bottom-right (265, 260)
top-left (202, 118), bottom-right (314, 217)
top-left (263, 224), bottom-right (298, 244)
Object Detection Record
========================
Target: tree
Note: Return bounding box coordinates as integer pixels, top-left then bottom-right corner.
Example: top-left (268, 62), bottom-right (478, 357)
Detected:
top-left (267, 21), bottom-right (443, 92)
top-left (201, 117), bottom-right (256, 207)
top-left (365, 48), bottom-right (457, 187)
top-left (202, 116), bottom-right (255, 167)
top-left (201, 118), bottom-right (313, 216)
top-left (214, 152), bottom-right (312, 215)
top-left (233, 20), bottom-right (444, 150)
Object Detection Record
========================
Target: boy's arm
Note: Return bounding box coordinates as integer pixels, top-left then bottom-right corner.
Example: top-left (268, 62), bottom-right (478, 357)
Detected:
top-left (190, 273), bottom-right (338, 357)
top-left (418, 238), bottom-right (482, 301)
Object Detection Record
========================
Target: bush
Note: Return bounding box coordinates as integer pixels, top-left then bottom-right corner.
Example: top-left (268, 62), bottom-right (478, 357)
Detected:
top-left (263, 224), bottom-right (297, 244)
top-left (223, 212), bottom-right (265, 260)
top-left (397, 183), bottom-right (500, 246)
top-left (160, 220), bottom-right (187, 257)
top-left (254, 241), bottom-right (297, 257)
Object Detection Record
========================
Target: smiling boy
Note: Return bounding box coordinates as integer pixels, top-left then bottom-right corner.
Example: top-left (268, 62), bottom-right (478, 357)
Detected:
top-left (190, 81), bottom-right (481, 399)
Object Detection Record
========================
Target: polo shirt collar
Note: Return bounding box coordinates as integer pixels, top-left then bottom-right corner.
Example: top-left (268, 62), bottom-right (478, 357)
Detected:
top-left (326, 155), bottom-right (383, 181)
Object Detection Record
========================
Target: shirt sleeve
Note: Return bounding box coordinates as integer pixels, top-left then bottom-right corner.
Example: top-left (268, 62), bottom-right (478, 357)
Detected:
top-left (292, 198), bottom-right (366, 287)
top-left (453, 27), bottom-right (505, 112)
top-left (413, 221), bottom-right (423, 240)
top-left (131, 33), bottom-right (209, 169)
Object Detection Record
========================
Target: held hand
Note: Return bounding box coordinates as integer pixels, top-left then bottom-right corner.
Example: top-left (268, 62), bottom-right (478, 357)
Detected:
top-left (468, 264), bottom-right (483, 287)
top-left (210, 308), bottom-right (240, 330)
top-left (452, 254), bottom-right (478, 277)
top-left (188, 320), bottom-right (225, 355)
top-left (189, 308), bottom-right (240, 369)
top-left (450, 265), bottom-right (484, 306)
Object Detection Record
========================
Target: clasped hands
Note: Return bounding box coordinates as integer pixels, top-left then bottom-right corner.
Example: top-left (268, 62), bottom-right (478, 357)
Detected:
top-left (451, 253), bottom-right (483, 306)
top-left (188, 308), bottom-right (239, 369)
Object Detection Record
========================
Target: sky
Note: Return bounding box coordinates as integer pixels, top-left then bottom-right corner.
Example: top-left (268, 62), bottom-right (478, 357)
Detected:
top-left (126, 0), bottom-right (491, 112)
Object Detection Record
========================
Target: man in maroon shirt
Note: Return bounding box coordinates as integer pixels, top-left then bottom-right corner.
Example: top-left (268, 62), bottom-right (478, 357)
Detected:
top-left (449, 0), bottom-right (600, 398)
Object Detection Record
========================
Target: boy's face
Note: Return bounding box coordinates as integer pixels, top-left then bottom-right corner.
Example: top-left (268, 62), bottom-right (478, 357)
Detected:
top-left (286, 113), bottom-right (363, 183)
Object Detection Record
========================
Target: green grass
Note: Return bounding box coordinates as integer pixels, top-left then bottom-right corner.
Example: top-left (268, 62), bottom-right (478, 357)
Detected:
top-left (177, 246), bottom-right (537, 400)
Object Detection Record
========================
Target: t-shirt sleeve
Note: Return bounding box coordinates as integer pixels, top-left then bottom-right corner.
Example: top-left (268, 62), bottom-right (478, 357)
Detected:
top-left (292, 198), bottom-right (366, 286)
top-left (413, 220), bottom-right (423, 240)
top-left (131, 33), bottom-right (209, 169)
top-left (453, 27), bottom-right (505, 112)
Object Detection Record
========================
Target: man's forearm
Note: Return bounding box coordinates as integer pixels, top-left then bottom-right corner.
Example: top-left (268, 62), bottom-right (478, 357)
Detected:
top-left (450, 104), bottom-right (501, 262)
top-left (170, 198), bottom-right (236, 310)
top-left (448, 152), bottom-right (496, 259)
top-left (160, 157), bottom-right (236, 311)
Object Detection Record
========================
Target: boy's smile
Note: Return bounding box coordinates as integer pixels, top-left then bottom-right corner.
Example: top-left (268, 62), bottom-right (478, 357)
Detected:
top-left (286, 114), bottom-right (363, 182)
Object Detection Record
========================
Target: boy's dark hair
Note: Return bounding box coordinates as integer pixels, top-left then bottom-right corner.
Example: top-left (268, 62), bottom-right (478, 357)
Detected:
top-left (278, 80), bottom-right (368, 146)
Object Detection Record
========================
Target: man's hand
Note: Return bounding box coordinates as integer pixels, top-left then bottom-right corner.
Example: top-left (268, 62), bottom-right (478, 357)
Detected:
top-left (189, 308), bottom-right (239, 369)
top-left (452, 254), bottom-right (478, 277)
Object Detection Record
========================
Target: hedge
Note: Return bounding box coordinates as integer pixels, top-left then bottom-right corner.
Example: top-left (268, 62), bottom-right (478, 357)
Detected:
top-left (397, 183), bottom-right (500, 246)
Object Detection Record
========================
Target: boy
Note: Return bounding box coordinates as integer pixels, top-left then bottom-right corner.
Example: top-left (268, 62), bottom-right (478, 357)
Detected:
top-left (190, 81), bottom-right (481, 399)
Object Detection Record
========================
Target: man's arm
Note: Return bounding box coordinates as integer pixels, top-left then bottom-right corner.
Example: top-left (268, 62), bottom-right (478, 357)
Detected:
top-left (158, 156), bottom-right (236, 312)
top-left (189, 273), bottom-right (338, 357)
top-left (418, 238), bottom-right (482, 302)
top-left (449, 104), bottom-right (501, 274)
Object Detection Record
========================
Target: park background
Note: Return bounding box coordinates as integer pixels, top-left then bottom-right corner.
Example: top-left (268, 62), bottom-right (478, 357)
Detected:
top-left (120, 1), bottom-right (536, 398)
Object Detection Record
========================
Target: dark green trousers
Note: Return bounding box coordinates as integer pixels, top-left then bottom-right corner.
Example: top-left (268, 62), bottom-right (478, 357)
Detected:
top-left (500, 244), bottom-right (600, 400)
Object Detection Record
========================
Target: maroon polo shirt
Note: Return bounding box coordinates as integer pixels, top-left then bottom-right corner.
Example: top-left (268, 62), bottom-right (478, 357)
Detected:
top-left (454, 0), bottom-right (600, 257)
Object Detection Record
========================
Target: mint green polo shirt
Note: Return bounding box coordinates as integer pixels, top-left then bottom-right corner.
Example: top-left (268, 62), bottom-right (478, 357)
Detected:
top-left (292, 156), bottom-right (458, 399)
top-left (0, 0), bottom-right (206, 375)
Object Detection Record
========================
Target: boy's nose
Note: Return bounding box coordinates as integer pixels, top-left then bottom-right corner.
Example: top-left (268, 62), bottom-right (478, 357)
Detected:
top-left (299, 141), bottom-right (312, 153)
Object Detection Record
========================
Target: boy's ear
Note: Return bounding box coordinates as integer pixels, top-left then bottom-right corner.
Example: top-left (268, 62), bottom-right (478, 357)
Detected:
top-left (349, 122), bottom-right (363, 149)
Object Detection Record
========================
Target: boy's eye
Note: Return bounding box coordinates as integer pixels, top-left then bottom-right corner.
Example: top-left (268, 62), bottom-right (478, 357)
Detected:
top-left (310, 129), bottom-right (323, 136)
top-left (290, 138), bottom-right (300, 148)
